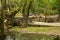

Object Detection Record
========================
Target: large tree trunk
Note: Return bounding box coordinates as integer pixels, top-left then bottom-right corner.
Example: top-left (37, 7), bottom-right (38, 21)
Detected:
top-left (0, 0), bottom-right (7, 40)
top-left (25, 0), bottom-right (32, 27)
top-left (22, 0), bottom-right (32, 27)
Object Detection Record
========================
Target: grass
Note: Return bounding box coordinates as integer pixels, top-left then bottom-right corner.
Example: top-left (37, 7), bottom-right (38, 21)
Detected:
top-left (9, 26), bottom-right (60, 40)
top-left (10, 26), bottom-right (60, 35)
top-left (15, 33), bottom-right (55, 40)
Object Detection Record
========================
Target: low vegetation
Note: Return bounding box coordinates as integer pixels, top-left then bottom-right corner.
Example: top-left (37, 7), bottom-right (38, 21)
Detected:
top-left (11, 26), bottom-right (60, 35)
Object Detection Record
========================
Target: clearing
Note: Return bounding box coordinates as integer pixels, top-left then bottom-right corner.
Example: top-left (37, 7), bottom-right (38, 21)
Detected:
top-left (10, 26), bottom-right (60, 35)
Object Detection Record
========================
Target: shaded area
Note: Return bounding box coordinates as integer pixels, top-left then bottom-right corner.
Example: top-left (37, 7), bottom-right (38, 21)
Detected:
top-left (5, 32), bottom-right (60, 40)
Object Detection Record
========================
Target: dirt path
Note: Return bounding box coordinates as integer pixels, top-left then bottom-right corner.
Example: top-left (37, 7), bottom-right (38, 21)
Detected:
top-left (29, 22), bottom-right (60, 26)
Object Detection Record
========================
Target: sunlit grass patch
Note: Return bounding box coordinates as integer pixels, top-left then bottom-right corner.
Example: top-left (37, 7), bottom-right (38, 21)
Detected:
top-left (10, 26), bottom-right (60, 34)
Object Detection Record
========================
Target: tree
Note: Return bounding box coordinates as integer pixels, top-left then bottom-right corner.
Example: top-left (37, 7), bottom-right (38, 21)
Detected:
top-left (0, 0), bottom-right (23, 40)
top-left (0, 0), bottom-right (7, 40)
top-left (4, 0), bottom-right (24, 27)
top-left (22, 0), bottom-right (32, 27)
top-left (56, 0), bottom-right (60, 21)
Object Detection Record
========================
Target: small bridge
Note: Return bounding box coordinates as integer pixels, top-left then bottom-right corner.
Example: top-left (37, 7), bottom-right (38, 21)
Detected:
top-left (29, 22), bottom-right (60, 27)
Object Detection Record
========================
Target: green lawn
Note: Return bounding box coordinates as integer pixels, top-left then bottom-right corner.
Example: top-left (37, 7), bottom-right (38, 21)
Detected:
top-left (10, 26), bottom-right (60, 35)
top-left (15, 33), bottom-right (55, 40)
top-left (9, 26), bottom-right (60, 40)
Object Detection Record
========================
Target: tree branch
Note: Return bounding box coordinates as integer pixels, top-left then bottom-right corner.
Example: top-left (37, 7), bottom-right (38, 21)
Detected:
top-left (10, 7), bottom-right (21, 18)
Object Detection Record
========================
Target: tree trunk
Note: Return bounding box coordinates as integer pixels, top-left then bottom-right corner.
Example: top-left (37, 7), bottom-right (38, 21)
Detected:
top-left (57, 9), bottom-right (60, 21)
top-left (0, 0), bottom-right (7, 40)
top-left (22, 0), bottom-right (32, 27)
top-left (57, 14), bottom-right (60, 21)
top-left (45, 15), bottom-right (47, 22)
top-left (22, 0), bottom-right (27, 27)
top-left (26, 1), bottom-right (32, 27)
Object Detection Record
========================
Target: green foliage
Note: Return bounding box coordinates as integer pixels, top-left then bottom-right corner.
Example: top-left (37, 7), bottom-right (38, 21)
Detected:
top-left (0, 0), bottom-right (60, 15)
top-left (29, 0), bottom-right (58, 15)
top-left (46, 10), bottom-right (58, 15)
